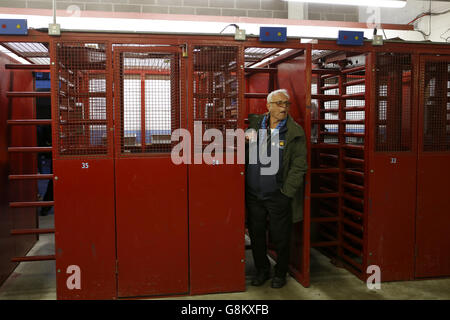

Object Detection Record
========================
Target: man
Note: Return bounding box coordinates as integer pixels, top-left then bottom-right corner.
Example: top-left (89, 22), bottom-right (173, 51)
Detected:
top-left (245, 89), bottom-right (307, 289)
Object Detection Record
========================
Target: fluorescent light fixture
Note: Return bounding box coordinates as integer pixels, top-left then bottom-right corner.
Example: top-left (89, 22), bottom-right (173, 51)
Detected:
top-left (282, 0), bottom-right (407, 8)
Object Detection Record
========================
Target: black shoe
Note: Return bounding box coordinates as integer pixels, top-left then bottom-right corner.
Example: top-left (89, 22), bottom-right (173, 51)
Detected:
top-left (251, 270), bottom-right (271, 286)
top-left (271, 276), bottom-right (286, 289)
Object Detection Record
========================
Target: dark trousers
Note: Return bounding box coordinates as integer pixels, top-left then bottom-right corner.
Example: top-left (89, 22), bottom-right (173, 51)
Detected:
top-left (246, 191), bottom-right (292, 278)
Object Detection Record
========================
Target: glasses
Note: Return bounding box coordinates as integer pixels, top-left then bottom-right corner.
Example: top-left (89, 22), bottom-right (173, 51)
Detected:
top-left (269, 100), bottom-right (291, 107)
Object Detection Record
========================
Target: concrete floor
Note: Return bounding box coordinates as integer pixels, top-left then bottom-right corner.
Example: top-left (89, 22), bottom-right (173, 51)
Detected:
top-left (0, 213), bottom-right (449, 300)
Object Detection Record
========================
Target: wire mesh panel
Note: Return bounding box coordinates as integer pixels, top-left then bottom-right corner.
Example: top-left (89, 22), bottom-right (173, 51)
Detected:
top-left (422, 59), bottom-right (450, 152)
top-left (375, 53), bottom-right (412, 152)
top-left (192, 46), bottom-right (239, 152)
top-left (55, 42), bottom-right (109, 157)
top-left (116, 49), bottom-right (181, 154)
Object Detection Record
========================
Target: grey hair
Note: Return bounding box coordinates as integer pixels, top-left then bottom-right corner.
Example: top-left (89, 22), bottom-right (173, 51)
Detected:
top-left (267, 89), bottom-right (290, 103)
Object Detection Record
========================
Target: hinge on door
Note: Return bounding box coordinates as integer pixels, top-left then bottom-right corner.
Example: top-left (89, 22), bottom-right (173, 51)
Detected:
top-left (115, 260), bottom-right (119, 274)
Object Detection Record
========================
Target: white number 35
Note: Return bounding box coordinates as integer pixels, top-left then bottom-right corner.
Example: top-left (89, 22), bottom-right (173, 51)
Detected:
top-left (81, 162), bottom-right (89, 169)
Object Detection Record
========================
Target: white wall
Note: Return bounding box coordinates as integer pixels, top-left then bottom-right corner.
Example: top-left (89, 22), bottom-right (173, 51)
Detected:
top-left (0, 0), bottom-right (448, 42)
top-left (359, 0), bottom-right (450, 42)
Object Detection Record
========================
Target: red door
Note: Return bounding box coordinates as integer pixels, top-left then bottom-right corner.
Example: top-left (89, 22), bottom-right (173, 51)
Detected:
top-left (53, 41), bottom-right (116, 299)
top-left (415, 55), bottom-right (450, 278)
top-left (188, 45), bottom-right (246, 294)
top-left (366, 53), bottom-right (417, 281)
top-left (114, 47), bottom-right (189, 297)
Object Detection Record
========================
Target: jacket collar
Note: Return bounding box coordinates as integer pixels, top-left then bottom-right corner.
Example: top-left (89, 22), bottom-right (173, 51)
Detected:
top-left (249, 113), bottom-right (303, 143)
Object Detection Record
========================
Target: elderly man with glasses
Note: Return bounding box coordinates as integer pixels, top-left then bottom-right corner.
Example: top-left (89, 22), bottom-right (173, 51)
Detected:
top-left (245, 89), bottom-right (307, 289)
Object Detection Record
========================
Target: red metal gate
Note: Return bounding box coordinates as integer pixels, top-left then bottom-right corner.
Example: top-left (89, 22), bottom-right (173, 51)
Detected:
top-left (415, 55), bottom-right (450, 278)
top-left (53, 41), bottom-right (117, 299)
top-left (188, 45), bottom-right (246, 294)
top-left (113, 46), bottom-right (189, 297)
top-left (367, 52), bottom-right (417, 281)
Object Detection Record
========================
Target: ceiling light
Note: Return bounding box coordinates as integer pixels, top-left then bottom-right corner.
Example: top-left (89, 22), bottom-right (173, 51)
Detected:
top-left (282, 0), bottom-right (407, 8)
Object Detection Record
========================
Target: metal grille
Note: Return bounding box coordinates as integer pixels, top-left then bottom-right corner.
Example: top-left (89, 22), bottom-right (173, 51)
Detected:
top-left (118, 50), bottom-right (180, 154)
top-left (375, 53), bottom-right (412, 152)
top-left (423, 60), bottom-right (450, 152)
top-left (55, 42), bottom-right (108, 157)
top-left (193, 46), bottom-right (239, 151)
top-left (310, 51), bottom-right (368, 278)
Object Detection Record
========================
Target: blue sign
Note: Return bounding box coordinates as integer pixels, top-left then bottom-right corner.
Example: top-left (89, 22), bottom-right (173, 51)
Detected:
top-left (0, 19), bottom-right (28, 35)
top-left (260, 27), bottom-right (287, 42)
top-left (337, 30), bottom-right (364, 46)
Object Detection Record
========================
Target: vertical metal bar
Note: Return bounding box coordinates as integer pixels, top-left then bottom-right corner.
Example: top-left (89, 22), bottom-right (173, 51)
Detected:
top-left (84, 70), bottom-right (91, 150)
top-left (114, 50), bottom-right (122, 156)
top-left (363, 51), bottom-right (374, 280)
top-left (302, 44), bottom-right (312, 287)
top-left (410, 54), bottom-right (420, 157)
top-left (52, 0), bottom-right (57, 24)
top-left (50, 40), bottom-right (58, 160)
top-left (337, 69), bottom-right (346, 267)
top-left (105, 40), bottom-right (119, 295)
top-left (411, 53), bottom-right (420, 278)
top-left (437, 62), bottom-right (447, 147)
top-left (106, 41), bottom-right (114, 157)
top-left (187, 44), bottom-right (195, 158)
top-left (238, 44), bottom-right (245, 130)
top-left (186, 43), bottom-right (193, 293)
top-left (244, 69), bottom-right (250, 119)
top-left (141, 72), bottom-right (146, 152)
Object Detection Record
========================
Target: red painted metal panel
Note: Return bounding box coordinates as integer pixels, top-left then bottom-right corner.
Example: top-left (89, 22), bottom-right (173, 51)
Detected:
top-left (113, 45), bottom-right (189, 297)
top-left (188, 44), bottom-right (246, 295)
top-left (416, 155), bottom-right (450, 278)
top-left (277, 53), bottom-right (311, 287)
top-left (247, 73), bottom-right (269, 115)
top-left (415, 55), bottom-right (450, 278)
top-left (115, 158), bottom-right (189, 297)
top-left (54, 159), bottom-right (116, 299)
top-left (367, 155), bottom-right (416, 281)
top-left (277, 57), bottom-right (307, 126)
top-left (189, 162), bottom-right (246, 295)
top-left (366, 52), bottom-right (417, 281)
